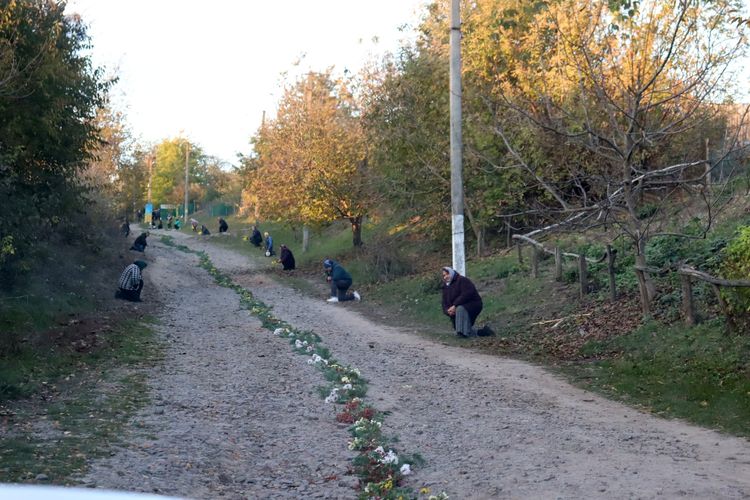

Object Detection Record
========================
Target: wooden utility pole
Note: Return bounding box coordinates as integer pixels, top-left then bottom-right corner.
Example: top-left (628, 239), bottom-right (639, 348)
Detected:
top-left (450, 0), bottom-right (466, 276)
top-left (184, 142), bottom-right (190, 222)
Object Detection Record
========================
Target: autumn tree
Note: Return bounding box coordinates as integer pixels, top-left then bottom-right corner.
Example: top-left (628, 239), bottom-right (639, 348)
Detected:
top-left (463, 0), bottom-right (749, 314)
top-left (248, 71), bottom-right (371, 246)
top-left (82, 105), bottom-right (136, 216)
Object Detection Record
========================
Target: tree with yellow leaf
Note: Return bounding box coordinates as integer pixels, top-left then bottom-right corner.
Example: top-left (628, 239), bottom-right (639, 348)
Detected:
top-left (464, 0), bottom-right (748, 315)
top-left (248, 71), bottom-right (371, 246)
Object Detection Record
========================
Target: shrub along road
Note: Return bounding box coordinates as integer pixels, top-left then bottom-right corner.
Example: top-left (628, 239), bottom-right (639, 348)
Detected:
top-left (85, 229), bottom-right (750, 499)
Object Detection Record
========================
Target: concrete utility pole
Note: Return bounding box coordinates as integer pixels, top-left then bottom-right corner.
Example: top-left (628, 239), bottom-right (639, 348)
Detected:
top-left (450, 0), bottom-right (466, 276)
top-left (184, 141), bottom-right (190, 223)
top-left (147, 154), bottom-right (153, 203)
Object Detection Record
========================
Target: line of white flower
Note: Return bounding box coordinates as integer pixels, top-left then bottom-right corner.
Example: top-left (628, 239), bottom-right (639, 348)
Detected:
top-left (324, 387), bottom-right (339, 403)
top-left (307, 353), bottom-right (328, 366)
top-left (371, 445), bottom-right (412, 475)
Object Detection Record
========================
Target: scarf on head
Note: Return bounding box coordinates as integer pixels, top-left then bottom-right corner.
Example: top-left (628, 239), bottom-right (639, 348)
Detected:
top-left (442, 266), bottom-right (456, 285)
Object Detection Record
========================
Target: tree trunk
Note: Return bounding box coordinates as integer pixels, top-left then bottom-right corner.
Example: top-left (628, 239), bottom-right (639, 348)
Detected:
top-left (302, 225), bottom-right (310, 253)
top-left (607, 245), bottom-right (617, 302)
top-left (476, 226), bottom-right (485, 258)
top-left (350, 216), bottom-right (363, 247)
top-left (681, 274), bottom-right (695, 326)
top-left (462, 196), bottom-right (484, 257)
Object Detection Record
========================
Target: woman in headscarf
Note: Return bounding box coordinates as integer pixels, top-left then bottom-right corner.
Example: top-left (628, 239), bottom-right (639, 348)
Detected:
top-left (264, 232), bottom-right (274, 256)
top-left (278, 244), bottom-right (296, 270)
top-left (441, 266), bottom-right (483, 338)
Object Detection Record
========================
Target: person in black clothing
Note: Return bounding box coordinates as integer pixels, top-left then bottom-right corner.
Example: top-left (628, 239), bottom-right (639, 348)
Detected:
top-left (120, 219), bottom-right (130, 237)
top-left (249, 226), bottom-right (262, 247)
top-left (441, 266), bottom-right (493, 338)
top-left (278, 245), bottom-right (296, 270)
top-left (130, 232), bottom-right (149, 252)
top-left (218, 217), bottom-right (229, 233)
top-left (200, 225), bottom-right (211, 235)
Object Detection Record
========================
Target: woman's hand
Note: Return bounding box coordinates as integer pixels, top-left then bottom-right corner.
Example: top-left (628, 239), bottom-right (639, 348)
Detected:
top-left (447, 305), bottom-right (456, 316)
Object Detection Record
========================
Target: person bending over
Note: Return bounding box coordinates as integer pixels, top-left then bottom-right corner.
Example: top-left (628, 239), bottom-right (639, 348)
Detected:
top-left (130, 231), bottom-right (149, 252)
top-left (250, 226), bottom-right (262, 247)
top-left (278, 244), bottom-right (296, 270)
top-left (264, 232), bottom-right (275, 256)
top-left (323, 259), bottom-right (361, 303)
top-left (116, 260), bottom-right (147, 302)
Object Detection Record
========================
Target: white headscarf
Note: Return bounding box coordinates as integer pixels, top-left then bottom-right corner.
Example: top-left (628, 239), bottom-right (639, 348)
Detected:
top-left (442, 266), bottom-right (456, 285)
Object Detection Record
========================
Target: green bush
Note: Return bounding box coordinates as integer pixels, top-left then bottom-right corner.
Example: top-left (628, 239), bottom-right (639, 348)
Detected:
top-left (719, 226), bottom-right (750, 331)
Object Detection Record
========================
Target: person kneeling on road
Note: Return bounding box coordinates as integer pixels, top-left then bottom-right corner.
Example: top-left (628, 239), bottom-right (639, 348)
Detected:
top-left (441, 266), bottom-right (493, 338)
top-left (323, 258), bottom-right (360, 303)
top-left (116, 260), bottom-right (147, 302)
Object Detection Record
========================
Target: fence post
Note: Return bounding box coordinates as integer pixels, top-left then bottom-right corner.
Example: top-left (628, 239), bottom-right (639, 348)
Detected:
top-left (554, 246), bottom-right (562, 282)
top-left (516, 241), bottom-right (523, 264)
top-left (607, 244), bottom-right (617, 301)
top-left (579, 254), bottom-right (588, 299)
top-left (680, 274), bottom-right (695, 326)
top-left (531, 246), bottom-right (539, 278)
top-left (506, 220), bottom-right (512, 248)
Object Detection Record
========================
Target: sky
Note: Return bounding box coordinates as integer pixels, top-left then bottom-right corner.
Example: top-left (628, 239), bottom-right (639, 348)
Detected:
top-left (65, 0), bottom-right (428, 166)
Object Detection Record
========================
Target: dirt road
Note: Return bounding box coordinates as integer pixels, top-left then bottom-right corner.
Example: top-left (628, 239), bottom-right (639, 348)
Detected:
top-left (86, 230), bottom-right (750, 499)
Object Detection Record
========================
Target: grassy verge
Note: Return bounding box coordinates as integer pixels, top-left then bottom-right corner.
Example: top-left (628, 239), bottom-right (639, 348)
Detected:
top-left (0, 317), bottom-right (162, 484)
top-left (563, 319), bottom-right (750, 437)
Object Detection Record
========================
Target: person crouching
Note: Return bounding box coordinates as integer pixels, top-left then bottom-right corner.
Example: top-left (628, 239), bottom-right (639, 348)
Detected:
top-left (116, 260), bottom-right (147, 302)
top-left (323, 259), bottom-right (361, 303)
top-left (441, 266), bottom-right (483, 338)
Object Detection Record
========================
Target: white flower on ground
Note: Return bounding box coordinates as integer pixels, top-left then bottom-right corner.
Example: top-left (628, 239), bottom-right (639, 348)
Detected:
top-left (295, 339), bottom-right (304, 349)
top-left (342, 384), bottom-right (352, 390)
top-left (374, 446), bottom-right (384, 455)
top-left (351, 368), bottom-right (361, 376)
top-left (309, 354), bottom-right (327, 365)
top-left (341, 376), bottom-right (350, 383)
top-left (381, 450), bottom-right (398, 465)
top-left (400, 464), bottom-right (411, 476)
top-left (324, 388), bottom-right (339, 403)
top-left (273, 328), bottom-right (286, 336)
top-left (306, 345), bottom-right (314, 352)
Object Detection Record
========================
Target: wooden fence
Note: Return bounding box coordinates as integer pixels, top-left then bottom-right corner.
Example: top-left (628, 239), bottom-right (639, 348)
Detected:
top-left (512, 235), bottom-right (750, 327)
top-left (677, 265), bottom-right (750, 327)
top-left (512, 235), bottom-right (618, 301)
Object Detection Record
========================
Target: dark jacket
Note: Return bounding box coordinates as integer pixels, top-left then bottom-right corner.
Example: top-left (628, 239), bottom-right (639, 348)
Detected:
top-left (250, 229), bottom-right (262, 246)
top-left (218, 219), bottom-right (228, 232)
top-left (279, 246), bottom-right (296, 270)
top-left (326, 261), bottom-right (352, 283)
top-left (133, 233), bottom-right (148, 248)
top-left (442, 273), bottom-right (483, 325)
